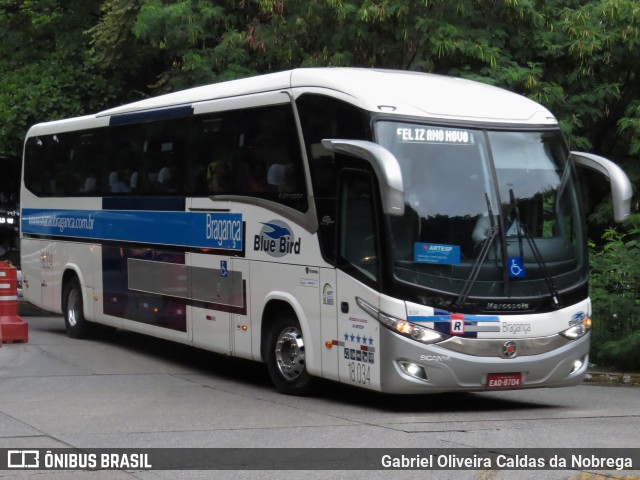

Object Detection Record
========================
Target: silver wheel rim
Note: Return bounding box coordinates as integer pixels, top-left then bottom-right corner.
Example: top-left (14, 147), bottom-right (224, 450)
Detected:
top-left (275, 326), bottom-right (305, 381)
top-left (67, 289), bottom-right (80, 328)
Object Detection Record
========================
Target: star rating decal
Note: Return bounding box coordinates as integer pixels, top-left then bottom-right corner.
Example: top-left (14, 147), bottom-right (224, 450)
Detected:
top-left (343, 332), bottom-right (374, 346)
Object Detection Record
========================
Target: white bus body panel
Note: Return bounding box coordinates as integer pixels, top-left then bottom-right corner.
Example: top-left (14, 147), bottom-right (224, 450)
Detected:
top-left (336, 271), bottom-right (381, 390)
top-left (238, 200), bottom-right (330, 375)
top-left (92, 68), bottom-right (557, 127)
top-left (189, 251), bottom-right (232, 355)
top-left (230, 258), bottom-right (252, 360)
top-left (319, 267), bottom-right (339, 382)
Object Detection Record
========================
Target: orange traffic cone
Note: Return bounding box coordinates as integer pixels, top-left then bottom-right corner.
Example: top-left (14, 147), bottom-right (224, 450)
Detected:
top-left (0, 260), bottom-right (28, 343)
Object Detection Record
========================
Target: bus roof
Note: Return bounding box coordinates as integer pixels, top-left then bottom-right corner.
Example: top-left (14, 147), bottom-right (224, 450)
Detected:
top-left (30, 68), bottom-right (557, 135)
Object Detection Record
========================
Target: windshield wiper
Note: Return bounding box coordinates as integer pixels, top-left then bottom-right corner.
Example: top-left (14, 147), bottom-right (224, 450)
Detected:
top-left (453, 193), bottom-right (498, 310)
top-left (455, 190), bottom-right (562, 310)
top-left (508, 189), bottom-right (561, 308)
top-left (509, 189), bottom-right (525, 260)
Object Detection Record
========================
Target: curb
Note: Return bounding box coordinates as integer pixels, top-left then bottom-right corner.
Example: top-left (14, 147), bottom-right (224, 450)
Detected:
top-left (584, 371), bottom-right (640, 386)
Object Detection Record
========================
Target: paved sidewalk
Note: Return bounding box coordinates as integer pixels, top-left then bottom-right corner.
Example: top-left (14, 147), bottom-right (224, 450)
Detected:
top-left (584, 370), bottom-right (640, 386)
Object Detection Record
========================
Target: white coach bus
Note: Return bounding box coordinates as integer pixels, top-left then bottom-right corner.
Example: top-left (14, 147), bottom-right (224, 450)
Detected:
top-left (20, 68), bottom-right (632, 395)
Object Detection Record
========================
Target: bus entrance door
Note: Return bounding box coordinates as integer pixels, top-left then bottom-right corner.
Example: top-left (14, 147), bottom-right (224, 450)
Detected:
top-left (335, 169), bottom-right (382, 390)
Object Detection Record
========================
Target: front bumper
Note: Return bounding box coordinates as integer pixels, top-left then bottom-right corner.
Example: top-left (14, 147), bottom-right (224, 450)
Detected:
top-left (378, 327), bottom-right (590, 394)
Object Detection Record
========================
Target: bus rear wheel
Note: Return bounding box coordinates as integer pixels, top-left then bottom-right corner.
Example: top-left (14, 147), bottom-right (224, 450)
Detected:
top-left (63, 277), bottom-right (91, 339)
top-left (266, 314), bottom-right (315, 396)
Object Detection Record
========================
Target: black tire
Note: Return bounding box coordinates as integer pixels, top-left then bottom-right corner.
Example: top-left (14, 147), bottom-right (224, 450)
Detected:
top-left (62, 277), bottom-right (91, 339)
top-left (265, 313), bottom-right (316, 396)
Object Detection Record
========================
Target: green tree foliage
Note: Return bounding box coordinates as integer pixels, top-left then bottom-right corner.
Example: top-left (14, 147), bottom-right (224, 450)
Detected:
top-left (89, 0), bottom-right (256, 93)
top-left (588, 215), bottom-right (640, 369)
top-left (0, 0), bottom-right (119, 155)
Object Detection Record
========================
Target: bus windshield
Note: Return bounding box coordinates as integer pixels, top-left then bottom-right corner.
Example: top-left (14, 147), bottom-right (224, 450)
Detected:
top-left (376, 121), bottom-right (586, 304)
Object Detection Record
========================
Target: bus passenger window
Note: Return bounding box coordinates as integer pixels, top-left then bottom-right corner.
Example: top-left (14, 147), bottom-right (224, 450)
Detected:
top-left (265, 148), bottom-right (294, 193)
top-left (207, 158), bottom-right (232, 193)
top-left (244, 158), bottom-right (269, 193)
top-left (188, 112), bottom-right (238, 196)
top-left (109, 170), bottom-right (131, 193)
top-left (238, 104), bottom-right (307, 211)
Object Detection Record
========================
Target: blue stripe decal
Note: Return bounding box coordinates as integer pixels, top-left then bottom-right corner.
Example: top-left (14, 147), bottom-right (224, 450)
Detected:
top-left (408, 314), bottom-right (501, 339)
top-left (109, 105), bottom-right (194, 126)
top-left (22, 208), bottom-right (243, 251)
top-left (408, 315), bottom-right (500, 323)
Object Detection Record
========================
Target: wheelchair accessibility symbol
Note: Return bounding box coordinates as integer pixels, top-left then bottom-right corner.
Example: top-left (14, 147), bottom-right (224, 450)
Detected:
top-left (220, 260), bottom-right (228, 278)
top-left (508, 257), bottom-right (525, 278)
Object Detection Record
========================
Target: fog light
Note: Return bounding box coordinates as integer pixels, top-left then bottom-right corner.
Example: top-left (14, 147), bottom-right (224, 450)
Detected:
top-left (399, 361), bottom-right (428, 381)
top-left (571, 358), bottom-right (584, 374)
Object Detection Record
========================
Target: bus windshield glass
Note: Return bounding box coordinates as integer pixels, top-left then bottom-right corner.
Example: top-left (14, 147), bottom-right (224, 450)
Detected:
top-left (375, 121), bottom-right (586, 301)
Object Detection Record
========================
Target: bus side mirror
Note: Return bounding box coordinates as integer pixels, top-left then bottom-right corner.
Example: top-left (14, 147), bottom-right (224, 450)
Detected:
top-left (321, 139), bottom-right (405, 216)
top-left (572, 151), bottom-right (633, 223)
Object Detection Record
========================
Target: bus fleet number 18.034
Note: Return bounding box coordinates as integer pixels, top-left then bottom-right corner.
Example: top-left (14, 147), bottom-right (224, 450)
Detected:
top-left (347, 361), bottom-right (371, 385)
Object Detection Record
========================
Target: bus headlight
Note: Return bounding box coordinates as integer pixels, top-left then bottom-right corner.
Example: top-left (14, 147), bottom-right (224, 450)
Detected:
top-left (561, 316), bottom-right (592, 340)
top-left (355, 297), bottom-right (449, 345)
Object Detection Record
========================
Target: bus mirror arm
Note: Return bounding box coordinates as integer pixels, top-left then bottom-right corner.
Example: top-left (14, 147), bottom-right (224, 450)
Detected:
top-left (321, 139), bottom-right (405, 216)
top-left (571, 151), bottom-right (633, 223)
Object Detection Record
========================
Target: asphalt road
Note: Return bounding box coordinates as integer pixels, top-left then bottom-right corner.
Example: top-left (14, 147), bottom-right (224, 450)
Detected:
top-left (0, 313), bottom-right (638, 480)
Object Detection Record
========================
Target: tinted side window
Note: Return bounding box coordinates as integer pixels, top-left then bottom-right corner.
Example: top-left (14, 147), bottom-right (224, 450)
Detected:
top-left (25, 136), bottom-right (50, 196)
top-left (238, 104), bottom-right (307, 211)
top-left (191, 104), bottom-right (308, 212)
top-left (25, 130), bottom-right (108, 196)
top-left (24, 102), bottom-right (308, 212)
top-left (74, 130), bottom-right (108, 194)
top-left (106, 124), bottom-right (143, 194)
top-left (189, 110), bottom-right (239, 195)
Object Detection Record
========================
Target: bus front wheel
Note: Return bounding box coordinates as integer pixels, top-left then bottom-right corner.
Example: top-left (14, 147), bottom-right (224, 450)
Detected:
top-left (62, 278), bottom-right (91, 339)
top-left (265, 314), bottom-right (315, 396)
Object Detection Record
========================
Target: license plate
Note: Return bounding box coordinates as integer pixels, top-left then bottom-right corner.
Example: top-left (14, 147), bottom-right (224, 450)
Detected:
top-left (487, 372), bottom-right (522, 389)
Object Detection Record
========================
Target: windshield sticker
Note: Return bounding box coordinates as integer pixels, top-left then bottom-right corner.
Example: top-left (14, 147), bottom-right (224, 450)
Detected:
top-left (396, 127), bottom-right (474, 145)
top-left (414, 242), bottom-right (461, 265)
top-left (408, 313), bottom-right (501, 339)
top-left (450, 314), bottom-right (465, 334)
top-left (508, 257), bottom-right (526, 278)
